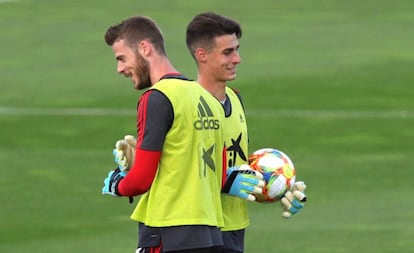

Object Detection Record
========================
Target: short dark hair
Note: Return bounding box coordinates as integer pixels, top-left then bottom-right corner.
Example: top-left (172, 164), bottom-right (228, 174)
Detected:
top-left (104, 16), bottom-right (166, 55)
top-left (186, 12), bottom-right (242, 58)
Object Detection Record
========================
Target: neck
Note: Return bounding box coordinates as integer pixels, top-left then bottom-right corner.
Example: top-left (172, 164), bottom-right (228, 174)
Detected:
top-left (149, 56), bottom-right (179, 84)
top-left (197, 74), bottom-right (226, 101)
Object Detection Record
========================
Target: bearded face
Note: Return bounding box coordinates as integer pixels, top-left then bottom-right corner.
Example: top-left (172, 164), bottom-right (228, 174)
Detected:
top-left (132, 49), bottom-right (151, 90)
top-left (112, 39), bottom-right (152, 90)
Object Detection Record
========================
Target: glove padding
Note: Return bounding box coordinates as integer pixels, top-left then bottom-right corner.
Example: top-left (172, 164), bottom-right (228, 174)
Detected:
top-left (113, 135), bottom-right (136, 171)
top-left (102, 167), bottom-right (126, 197)
top-left (222, 164), bottom-right (265, 201)
top-left (281, 181), bottom-right (307, 218)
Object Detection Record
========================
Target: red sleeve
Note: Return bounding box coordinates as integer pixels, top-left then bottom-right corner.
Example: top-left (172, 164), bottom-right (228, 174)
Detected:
top-left (117, 148), bottom-right (161, 196)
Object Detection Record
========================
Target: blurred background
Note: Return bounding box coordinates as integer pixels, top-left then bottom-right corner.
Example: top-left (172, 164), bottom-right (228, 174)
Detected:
top-left (1, 0), bottom-right (413, 252)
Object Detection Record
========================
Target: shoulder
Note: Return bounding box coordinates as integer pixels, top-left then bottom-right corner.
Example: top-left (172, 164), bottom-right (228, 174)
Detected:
top-left (141, 89), bottom-right (170, 106)
top-left (153, 79), bottom-right (196, 90)
top-left (226, 86), bottom-right (244, 105)
top-left (228, 86), bottom-right (240, 95)
top-left (139, 89), bottom-right (173, 120)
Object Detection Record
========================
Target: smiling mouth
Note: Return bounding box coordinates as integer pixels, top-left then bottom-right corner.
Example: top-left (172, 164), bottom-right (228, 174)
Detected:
top-left (124, 73), bottom-right (133, 80)
top-left (227, 68), bottom-right (237, 74)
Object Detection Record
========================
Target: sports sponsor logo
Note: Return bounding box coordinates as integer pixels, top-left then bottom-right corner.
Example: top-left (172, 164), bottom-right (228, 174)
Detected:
top-left (201, 144), bottom-right (216, 177)
top-left (194, 96), bottom-right (220, 130)
top-left (226, 132), bottom-right (247, 167)
top-left (239, 114), bottom-right (245, 123)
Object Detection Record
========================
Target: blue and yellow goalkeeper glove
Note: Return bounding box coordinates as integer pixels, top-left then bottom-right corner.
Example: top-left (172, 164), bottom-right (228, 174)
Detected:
top-left (281, 181), bottom-right (307, 218)
top-left (222, 164), bottom-right (265, 201)
top-left (113, 135), bottom-right (136, 171)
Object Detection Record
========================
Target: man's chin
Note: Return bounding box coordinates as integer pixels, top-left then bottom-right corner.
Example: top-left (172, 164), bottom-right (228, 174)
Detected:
top-left (227, 75), bottom-right (237, 81)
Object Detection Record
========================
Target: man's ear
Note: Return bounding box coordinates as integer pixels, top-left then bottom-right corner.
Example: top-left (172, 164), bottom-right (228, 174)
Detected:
top-left (138, 40), bottom-right (152, 57)
top-left (195, 48), bottom-right (208, 63)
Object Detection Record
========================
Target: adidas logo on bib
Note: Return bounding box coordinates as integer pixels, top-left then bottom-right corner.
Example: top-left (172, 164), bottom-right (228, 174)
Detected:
top-left (194, 96), bottom-right (220, 130)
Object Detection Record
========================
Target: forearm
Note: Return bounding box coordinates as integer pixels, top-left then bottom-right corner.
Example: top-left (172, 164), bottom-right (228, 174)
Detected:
top-left (118, 148), bottom-right (161, 196)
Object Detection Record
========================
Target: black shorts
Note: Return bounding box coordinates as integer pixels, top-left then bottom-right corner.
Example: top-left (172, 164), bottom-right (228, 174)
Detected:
top-left (136, 246), bottom-right (222, 253)
top-left (221, 229), bottom-right (245, 253)
top-left (138, 223), bottom-right (223, 252)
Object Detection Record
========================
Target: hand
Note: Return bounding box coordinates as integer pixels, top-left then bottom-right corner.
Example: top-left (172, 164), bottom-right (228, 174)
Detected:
top-left (113, 135), bottom-right (136, 171)
top-left (281, 181), bottom-right (307, 218)
top-left (102, 167), bottom-right (126, 197)
top-left (222, 164), bottom-right (265, 201)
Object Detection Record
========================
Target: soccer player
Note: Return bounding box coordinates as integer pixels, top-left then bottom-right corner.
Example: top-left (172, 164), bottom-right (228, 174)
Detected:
top-left (186, 12), bottom-right (250, 253)
top-left (101, 16), bottom-right (263, 253)
top-left (186, 12), bottom-right (307, 253)
top-left (101, 16), bottom-right (225, 253)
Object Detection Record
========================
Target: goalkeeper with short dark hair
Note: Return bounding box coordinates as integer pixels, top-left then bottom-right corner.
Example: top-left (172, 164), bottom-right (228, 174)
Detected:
top-left (185, 12), bottom-right (308, 253)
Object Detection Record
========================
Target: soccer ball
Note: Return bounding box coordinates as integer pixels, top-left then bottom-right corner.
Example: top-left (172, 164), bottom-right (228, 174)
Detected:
top-left (248, 148), bottom-right (296, 202)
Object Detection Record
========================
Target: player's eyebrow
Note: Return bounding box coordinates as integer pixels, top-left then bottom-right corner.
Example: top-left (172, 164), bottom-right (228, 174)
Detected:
top-left (223, 45), bottom-right (240, 54)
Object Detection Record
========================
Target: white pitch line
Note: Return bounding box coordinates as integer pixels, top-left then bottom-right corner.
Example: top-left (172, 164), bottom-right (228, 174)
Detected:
top-left (0, 107), bottom-right (136, 116)
top-left (0, 107), bottom-right (413, 119)
top-left (246, 109), bottom-right (414, 119)
top-left (0, 0), bottom-right (19, 4)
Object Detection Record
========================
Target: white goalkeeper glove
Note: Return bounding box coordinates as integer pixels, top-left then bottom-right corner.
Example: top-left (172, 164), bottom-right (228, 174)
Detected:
top-left (113, 135), bottom-right (136, 171)
top-left (222, 164), bottom-right (265, 201)
top-left (281, 181), bottom-right (307, 218)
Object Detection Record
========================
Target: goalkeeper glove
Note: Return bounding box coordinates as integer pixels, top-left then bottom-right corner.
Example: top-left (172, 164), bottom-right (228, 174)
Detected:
top-left (113, 135), bottom-right (136, 171)
top-left (102, 167), bottom-right (134, 204)
top-left (102, 167), bottom-right (126, 197)
top-left (222, 164), bottom-right (265, 201)
top-left (281, 181), bottom-right (307, 218)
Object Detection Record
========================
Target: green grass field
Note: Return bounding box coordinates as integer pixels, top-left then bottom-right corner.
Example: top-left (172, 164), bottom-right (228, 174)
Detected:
top-left (1, 0), bottom-right (413, 252)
